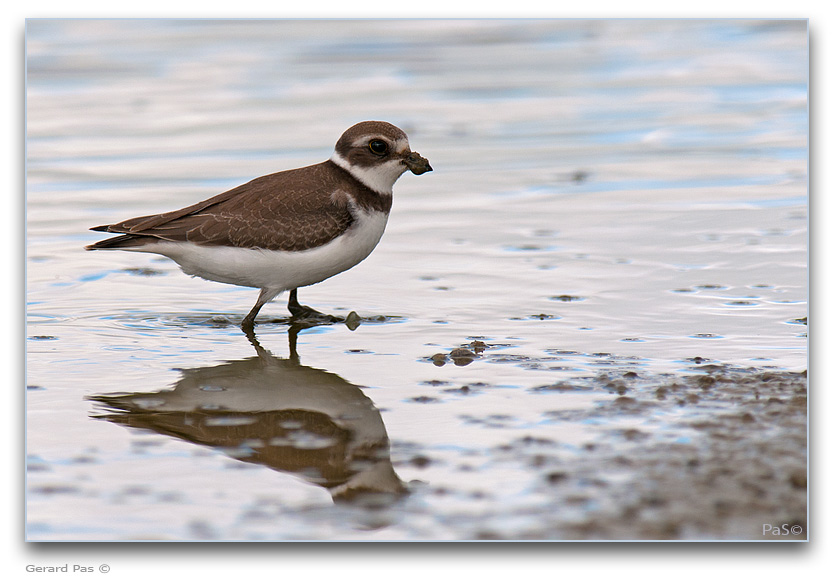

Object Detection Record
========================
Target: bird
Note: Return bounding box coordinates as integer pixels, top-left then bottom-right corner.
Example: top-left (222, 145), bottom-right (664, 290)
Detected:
top-left (85, 120), bottom-right (432, 330)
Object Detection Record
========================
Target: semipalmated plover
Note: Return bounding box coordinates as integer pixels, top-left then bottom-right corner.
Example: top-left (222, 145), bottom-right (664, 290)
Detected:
top-left (86, 121), bottom-right (432, 329)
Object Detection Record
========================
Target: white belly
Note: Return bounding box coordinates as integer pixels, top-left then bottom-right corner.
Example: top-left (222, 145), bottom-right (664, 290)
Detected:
top-left (128, 210), bottom-right (389, 293)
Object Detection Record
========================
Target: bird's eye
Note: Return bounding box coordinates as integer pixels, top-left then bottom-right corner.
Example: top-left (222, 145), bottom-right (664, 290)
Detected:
top-left (368, 140), bottom-right (388, 155)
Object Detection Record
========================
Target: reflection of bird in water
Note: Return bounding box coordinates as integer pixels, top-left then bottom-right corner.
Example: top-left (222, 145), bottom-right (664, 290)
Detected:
top-left (89, 325), bottom-right (407, 506)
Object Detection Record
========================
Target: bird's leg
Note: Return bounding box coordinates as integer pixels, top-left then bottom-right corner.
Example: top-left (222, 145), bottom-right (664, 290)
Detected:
top-left (241, 288), bottom-right (279, 330)
top-left (241, 307), bottom-right (260, 331)
top-left (287, 288), bottom-right (340, 321)
top-left (241, 304), bottom-right (263, 331)
top-left (287, 288), bottom-right (322, 317)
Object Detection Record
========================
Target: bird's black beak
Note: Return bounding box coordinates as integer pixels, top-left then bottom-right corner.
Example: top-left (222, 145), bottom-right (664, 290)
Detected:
top-left (403, 151), bottom-right (432, 175)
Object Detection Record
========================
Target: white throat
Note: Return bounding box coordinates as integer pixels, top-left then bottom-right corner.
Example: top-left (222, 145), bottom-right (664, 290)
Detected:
top-left (330, 151), bottom-right (406, 195)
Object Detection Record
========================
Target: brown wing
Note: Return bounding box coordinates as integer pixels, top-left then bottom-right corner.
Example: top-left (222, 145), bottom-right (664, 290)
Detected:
top-left (90, 162), bottom-right (355, 252)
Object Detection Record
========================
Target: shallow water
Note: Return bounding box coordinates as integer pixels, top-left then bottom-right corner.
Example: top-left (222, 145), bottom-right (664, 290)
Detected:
top-left (26, 19), bottom-right (807, 541)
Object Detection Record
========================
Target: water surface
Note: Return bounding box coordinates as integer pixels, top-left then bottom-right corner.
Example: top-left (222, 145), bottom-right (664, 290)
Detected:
top-left (26, 19), bottom-right (807, 541)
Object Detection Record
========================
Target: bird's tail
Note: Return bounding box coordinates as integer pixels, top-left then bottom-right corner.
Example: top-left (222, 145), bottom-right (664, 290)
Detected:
top-left (85, 232), bottom-right (155, 251)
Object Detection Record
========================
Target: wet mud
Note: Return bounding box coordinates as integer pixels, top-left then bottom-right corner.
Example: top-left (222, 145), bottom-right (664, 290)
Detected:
top-left (401, 340), bottom-right (808, 540)
top-left (461, 369), bottom-right (807, 540)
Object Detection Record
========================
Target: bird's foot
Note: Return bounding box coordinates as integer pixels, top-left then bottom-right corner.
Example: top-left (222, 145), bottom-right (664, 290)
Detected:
top-left (240, 315), bottom-right (258, 335)
top-left (287, 288), bottom-right (343, 324)
top-left (288, 302), bottom-right (343, 323)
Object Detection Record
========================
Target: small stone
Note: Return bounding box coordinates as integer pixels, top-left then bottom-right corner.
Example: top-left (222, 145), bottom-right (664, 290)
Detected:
top-left (344, 311), bottom-right (361, 330)
top-left (450, 348), bottom-right (475, 358)
top-left (449, 348), bottom-right (477, 366)
top-left (468, 340), bottom-right (488, 353)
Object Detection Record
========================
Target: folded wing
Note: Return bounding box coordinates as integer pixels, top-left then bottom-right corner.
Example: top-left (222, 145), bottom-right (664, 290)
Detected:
top-left (87, 163), bottom-right (355, 252)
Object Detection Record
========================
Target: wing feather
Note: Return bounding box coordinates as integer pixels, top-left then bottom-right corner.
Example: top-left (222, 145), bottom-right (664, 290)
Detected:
top-left (89, 162), bottom-right (356, 252)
